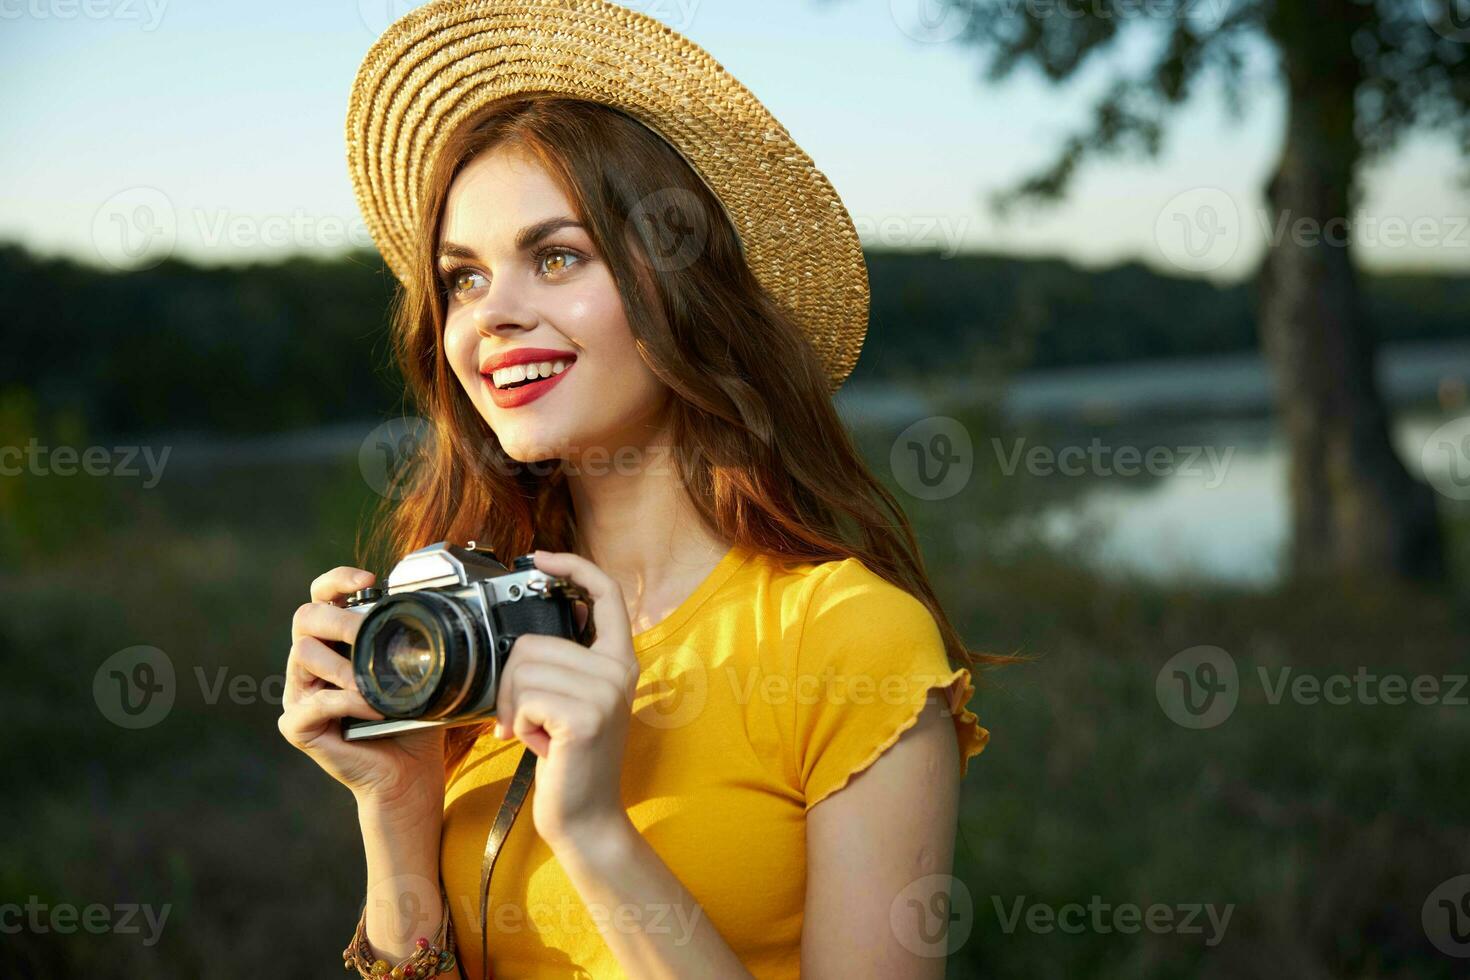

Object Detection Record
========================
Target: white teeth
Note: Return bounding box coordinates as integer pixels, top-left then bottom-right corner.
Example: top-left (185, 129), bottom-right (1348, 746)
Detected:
top-left (491, 358), bottom-right (572, 389)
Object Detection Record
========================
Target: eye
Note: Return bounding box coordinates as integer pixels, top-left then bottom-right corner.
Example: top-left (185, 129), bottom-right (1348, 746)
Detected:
top-left (441, 266), bottom-right (487, 302)
top-left (536, 247), bottom-right (583, 277)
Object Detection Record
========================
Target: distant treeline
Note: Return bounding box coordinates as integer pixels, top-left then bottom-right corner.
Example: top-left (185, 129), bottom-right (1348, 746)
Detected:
top-left (862, 250), bottom-right (1470, 381)
top-left (3, 243), bottom-right (1467, 436)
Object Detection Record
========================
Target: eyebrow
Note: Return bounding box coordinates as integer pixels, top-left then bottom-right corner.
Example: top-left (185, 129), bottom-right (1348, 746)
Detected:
top-left (437, 217), bottom-right (585, 261)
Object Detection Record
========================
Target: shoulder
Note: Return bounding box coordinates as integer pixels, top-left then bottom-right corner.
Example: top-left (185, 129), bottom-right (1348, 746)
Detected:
top-left (720, 548), bottom-right (950, 690)
top-left (796, 556), bottom-right (944, 666)
top-left (777, 554), bottom-right (987, 810)
top-left (732, 550), bottom-right (940, 653)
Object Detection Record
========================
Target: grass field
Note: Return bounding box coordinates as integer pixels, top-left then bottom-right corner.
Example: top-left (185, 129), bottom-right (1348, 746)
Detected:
top-left (2, 404), bottom-right (1468, 977)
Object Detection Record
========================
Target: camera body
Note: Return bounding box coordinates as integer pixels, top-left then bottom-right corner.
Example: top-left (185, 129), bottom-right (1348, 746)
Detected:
top-left (339, 541), bottom-right (591, 741)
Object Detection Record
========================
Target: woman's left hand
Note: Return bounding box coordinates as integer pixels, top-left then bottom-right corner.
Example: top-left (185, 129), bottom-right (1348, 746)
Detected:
top-left (495, 549), bottom-right (640, 850)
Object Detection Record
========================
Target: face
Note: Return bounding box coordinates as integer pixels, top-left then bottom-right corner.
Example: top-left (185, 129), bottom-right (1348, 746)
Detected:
top-left (438, 143), bottom-right (668, 464)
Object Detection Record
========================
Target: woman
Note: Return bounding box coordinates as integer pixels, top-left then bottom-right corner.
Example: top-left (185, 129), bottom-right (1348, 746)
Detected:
top-left (279, 2), bottom-right (997, 977)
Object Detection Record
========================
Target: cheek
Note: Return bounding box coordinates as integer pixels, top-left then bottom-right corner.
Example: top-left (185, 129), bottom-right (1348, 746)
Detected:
top-left (564, 289), bottom-right (643, 374)
top-left (443, 315), bottom-right (479, 382)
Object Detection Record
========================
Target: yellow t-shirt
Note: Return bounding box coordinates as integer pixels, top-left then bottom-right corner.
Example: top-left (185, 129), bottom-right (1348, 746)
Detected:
top-left (440, 543), bottom-right (989, 978)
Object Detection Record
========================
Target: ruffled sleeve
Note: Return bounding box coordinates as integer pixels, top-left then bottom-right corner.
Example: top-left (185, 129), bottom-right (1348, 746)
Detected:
top-left (791, 559), bottom-right (990, 812)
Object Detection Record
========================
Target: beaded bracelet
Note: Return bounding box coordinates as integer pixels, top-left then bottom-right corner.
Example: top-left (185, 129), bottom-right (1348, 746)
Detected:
top-left (342, 893), bottom-right (458, 979)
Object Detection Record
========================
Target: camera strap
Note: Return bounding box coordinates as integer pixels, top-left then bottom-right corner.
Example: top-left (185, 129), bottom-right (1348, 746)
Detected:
top-left (477, 744), bottom-right (538, 980)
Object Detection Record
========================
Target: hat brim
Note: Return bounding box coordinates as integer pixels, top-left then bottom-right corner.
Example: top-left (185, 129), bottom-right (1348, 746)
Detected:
top-left (347, 0), bottom-right (868, 392)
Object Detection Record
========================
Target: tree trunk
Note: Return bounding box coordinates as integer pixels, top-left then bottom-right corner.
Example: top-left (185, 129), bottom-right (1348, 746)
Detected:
top-left (1257, 6), bottom-right (1444, 583)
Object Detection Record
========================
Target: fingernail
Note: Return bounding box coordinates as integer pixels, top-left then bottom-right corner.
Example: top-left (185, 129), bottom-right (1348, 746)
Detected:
top-left (355, 571), bottom-right (373, 585)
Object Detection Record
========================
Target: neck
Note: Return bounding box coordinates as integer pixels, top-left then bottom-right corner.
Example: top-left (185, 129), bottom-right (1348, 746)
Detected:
top-left (564, 422), bottom-right (731, 631)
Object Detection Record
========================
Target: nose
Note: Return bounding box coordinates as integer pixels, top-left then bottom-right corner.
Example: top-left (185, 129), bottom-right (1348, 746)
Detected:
top-left (471, 275), bottom-right (537, 338)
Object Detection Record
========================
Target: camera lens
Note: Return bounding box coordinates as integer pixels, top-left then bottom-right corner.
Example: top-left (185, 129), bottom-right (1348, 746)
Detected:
top-left (374, 619), bottom-right (435, 703)
top-left (352, 592), bottom-right (482, 719)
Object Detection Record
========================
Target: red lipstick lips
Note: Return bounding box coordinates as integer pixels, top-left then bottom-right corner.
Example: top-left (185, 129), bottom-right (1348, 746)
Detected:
top-left (480, 347), bottom-right (577, 409)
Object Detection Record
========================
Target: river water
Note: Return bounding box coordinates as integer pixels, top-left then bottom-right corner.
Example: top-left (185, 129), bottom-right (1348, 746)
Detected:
top-left (835, 340), bottom-right (1470, 585)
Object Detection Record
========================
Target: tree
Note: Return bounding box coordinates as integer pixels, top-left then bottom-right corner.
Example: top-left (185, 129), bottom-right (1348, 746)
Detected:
top-left (903, 0), bottom-right (1459, 582)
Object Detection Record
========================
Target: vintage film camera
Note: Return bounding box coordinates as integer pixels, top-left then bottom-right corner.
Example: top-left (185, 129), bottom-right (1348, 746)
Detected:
top-left (338, 542), bottom-right (593, 741)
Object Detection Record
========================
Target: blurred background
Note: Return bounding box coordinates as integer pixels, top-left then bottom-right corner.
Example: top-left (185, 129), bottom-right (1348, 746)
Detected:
top-left (3, 0), bottom-right (1469, 976)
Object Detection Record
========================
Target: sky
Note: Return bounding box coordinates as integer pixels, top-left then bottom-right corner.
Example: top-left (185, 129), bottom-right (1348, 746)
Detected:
top-left (2, 0), bottom-right (1468, 283)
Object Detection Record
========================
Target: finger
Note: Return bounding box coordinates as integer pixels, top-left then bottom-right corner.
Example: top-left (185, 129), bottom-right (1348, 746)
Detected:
top-left (293, 687), bottom-right (385, 730)
top-left (493, 636), bottom-right (629, 738)
top-left (284, 636), bottom-right (357, 705)
top-left (507, 687), bottom-right (602, 754)
top-left (291, 600), bottom-right (369, 644)
top-left (508, 634), bottom-right (637, 695)
top-left (300, 685), bottom-right (385, 722)
top-left (278, 688), bottom-right (385, 748)
top-left (529, 551), bottom-right (631, 658)
top-left (310, 566), bottom-right (376, 604)
top-left (504, 660), bottom-right (623, 710)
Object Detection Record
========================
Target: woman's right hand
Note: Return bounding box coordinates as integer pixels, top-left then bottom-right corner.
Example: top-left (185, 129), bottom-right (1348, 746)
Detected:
top-left (278, 566), bottom-right (446, 814)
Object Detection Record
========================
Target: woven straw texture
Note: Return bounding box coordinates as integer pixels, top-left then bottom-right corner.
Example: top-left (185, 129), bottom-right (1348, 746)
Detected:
top-left (346, 0), bottom-right (868, 392)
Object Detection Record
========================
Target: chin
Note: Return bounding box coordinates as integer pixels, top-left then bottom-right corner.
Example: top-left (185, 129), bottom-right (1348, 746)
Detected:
top-left (490, 419), bottom-right (573, 466)
top-left (495, 434), bottom-right (562, 465)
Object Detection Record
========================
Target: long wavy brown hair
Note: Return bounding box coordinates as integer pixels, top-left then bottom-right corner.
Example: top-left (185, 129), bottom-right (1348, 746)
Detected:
top-left (361, 95), bottom-right (1003, 772)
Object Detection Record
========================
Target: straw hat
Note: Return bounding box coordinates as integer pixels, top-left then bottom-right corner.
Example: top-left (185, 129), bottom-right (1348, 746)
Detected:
top-left (346, 0), bottom-right (869, 392)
